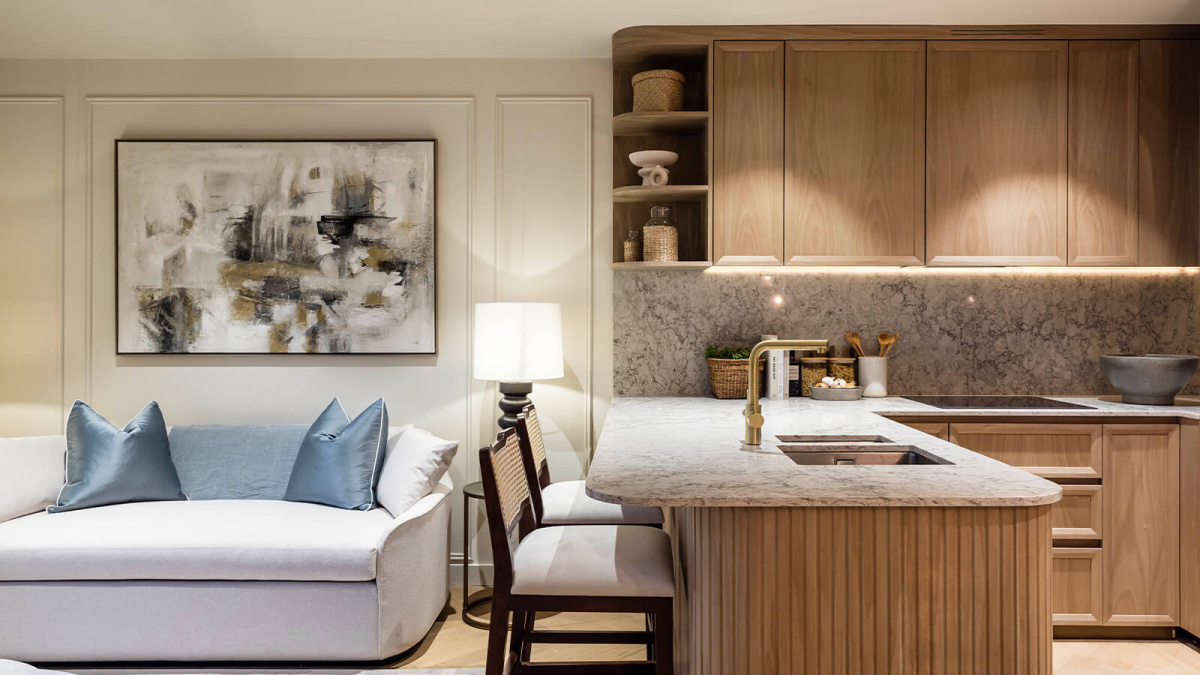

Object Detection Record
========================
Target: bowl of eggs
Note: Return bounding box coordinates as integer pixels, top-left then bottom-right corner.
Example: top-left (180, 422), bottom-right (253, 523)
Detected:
top-left (810, 377), bottom-right (863, 401)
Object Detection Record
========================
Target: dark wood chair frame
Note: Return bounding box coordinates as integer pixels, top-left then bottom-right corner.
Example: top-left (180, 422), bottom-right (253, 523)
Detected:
top-left (514, 403), bottom-right (662, 531)
top-left (478, 428), bottom-right (674, 675)
top-left (513, 404), bottom-right (555, 526)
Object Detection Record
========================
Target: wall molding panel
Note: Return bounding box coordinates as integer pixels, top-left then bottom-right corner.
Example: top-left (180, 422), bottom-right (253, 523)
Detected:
top-left (495, 95), bottom-right (594, 479)
top-left (0, 97), bottom-right (65, 435)
top-left (0, 60), bottom-right (610, 571)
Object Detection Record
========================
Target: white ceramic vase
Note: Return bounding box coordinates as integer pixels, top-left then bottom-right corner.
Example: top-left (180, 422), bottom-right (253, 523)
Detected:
top-left (857, 356), bottom-right (888, 398)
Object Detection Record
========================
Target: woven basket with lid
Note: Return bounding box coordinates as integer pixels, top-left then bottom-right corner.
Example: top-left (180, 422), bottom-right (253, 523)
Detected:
top-left (632, 69), bottom-right (685, 112)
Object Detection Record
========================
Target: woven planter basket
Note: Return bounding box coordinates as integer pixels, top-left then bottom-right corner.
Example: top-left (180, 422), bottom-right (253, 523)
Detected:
top-left (707, 358), bottom-right (764, 399)
top-left (632, 69), bottom-right (685, 112)
top-left (643, 225), bottom-right (678, 262)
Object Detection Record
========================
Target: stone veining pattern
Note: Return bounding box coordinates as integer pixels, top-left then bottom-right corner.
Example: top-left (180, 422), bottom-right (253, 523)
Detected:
top-left (614, 270), bottom-right (1199, 397)
top-left (586, 397), bottom-right (1067, 508)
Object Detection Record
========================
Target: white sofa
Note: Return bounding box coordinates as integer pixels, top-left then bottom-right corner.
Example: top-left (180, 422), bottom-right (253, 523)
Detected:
top-left (0, 424), bottom-right (453, 663)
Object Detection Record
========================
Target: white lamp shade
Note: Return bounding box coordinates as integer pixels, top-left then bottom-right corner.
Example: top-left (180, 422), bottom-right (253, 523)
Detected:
top-left (473, 303), bottom-right (564, 381)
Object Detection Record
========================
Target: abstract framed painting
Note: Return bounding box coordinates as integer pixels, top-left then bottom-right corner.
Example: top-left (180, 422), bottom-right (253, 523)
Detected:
top-left (115, 140), bottom-right (436, 354)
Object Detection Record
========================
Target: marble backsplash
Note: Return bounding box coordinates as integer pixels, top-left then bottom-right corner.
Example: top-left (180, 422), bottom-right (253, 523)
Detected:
top-left (614, 269), bottom-right (1200, 397)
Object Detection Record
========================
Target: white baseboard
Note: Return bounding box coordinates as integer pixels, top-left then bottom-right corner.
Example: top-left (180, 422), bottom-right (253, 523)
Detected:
top-left (449, 555), bottom-right (494, 586)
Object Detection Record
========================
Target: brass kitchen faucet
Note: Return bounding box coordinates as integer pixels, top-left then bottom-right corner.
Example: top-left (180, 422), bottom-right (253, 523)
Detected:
top-left (743, 339), bottom-right (830, 445)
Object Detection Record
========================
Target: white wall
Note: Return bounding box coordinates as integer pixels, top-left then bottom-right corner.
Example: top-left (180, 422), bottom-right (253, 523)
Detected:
top-left (0, 58), bottom-right (614, 580)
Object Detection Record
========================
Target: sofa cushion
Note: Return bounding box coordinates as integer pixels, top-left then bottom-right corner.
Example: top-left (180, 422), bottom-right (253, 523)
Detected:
top-left (49, 401), bottom-right (186, 513)
top-left (0, 500), bottom-right (392, 582)
top-left (285, 398), bottom-right (388, 511)
top-left (0, 436), bottom-right (65, 523)
top-left (168, 424), bottom-right (308, 500)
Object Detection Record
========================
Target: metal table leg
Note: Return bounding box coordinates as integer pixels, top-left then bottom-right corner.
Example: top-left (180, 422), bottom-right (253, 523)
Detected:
top-left (461, 486), bottom-right (504, 630)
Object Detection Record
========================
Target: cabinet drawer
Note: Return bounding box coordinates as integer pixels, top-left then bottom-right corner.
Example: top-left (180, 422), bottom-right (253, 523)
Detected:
top-left (949, 423), bottom-right (1103, 479)
top-left (1052, 485), bottom-right (1102, 541)
top-left (1053, 548), bottom-right (1103, 626)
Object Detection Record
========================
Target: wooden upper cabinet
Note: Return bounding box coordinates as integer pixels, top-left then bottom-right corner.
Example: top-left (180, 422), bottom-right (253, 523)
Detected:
top-left (926, 41), bottom-right (1068, 266)
top-left (1138, 40), bottom-right (1200, 266)
top-left (712, 41), bottom-right (785, 265)
top-left (1068, 41), bottom-right (1140, 265)
top-left (784, 41), bottom-right (925, 265)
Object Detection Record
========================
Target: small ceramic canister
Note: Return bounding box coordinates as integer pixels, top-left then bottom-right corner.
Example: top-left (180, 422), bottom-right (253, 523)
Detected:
top-left (857, 356), bottom-right (888, 398)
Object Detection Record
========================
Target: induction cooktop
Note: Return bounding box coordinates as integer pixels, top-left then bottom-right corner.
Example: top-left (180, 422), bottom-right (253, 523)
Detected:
top-left (902, 396), bottom-right (1095, 410)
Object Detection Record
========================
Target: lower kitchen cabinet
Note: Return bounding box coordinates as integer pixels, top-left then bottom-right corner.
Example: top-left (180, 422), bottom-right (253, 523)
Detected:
top-left (1053, 548), bottom-right (1104, 625)
top-left (1102, 424), bottom-right (1180, 626)
top-left (900, 420), bottom-right (949, 440)
top-left (948, 422), bottom-right (1102, 479)
top-left (1052, 485), bottom-right (1102, 541)
top-left (950, 420), bottom-right (1181, 629)
top-left (1181, 421), bottom-right (1200, 635)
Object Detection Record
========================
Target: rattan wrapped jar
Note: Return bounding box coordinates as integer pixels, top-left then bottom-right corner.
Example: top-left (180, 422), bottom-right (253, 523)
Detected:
top-left (623, 230), bottom-right (642, 262)
top-left (642, 205), bottom-right (678, 262)
top-left (632, 69), bottom-right (685, 112)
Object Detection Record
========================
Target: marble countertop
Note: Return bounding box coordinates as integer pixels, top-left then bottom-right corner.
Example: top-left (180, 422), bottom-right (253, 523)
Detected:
top-left (586, 396), bottom-right (1200, 508)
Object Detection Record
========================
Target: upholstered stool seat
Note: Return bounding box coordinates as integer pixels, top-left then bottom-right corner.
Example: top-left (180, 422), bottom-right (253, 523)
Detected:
top-left (540, 480), bottom-right (665, 526)
top-left (478, 427), bottom-right (674, 675)
top-left (516, 405), bottom-right (664, 528)
top-left (511, 524), bottom-right (674, 597)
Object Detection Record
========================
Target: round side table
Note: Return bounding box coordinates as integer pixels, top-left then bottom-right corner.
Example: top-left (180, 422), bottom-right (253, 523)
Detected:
top-left (461, 480), bottom-right (504, 630)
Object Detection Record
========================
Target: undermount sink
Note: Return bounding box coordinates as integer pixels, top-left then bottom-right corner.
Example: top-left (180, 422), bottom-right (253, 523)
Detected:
top-left (779, 447), bottom-right (946, 465)
top-left (775, 434), bottom-right (894, 444)
top-left (773, 434), bottom-right (952, 465)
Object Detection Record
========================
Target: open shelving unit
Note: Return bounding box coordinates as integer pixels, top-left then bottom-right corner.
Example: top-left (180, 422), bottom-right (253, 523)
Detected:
top-left (612, 40), bottom-right (712, 269)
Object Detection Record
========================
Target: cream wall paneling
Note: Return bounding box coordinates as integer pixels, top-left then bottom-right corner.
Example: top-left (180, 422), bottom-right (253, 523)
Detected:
top-left (85, 97), bottom-right (474, 424)
top-left (0, 59), bottom-right (612, 584)
top-left (0, 98), bottom-right (64, 436)
top-left (83, 94), bottom-right (482, 570)
top-left (495, 97), bottom-right (594, 483)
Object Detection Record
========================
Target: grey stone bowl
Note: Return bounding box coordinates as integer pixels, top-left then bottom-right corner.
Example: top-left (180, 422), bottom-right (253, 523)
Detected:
top-left (1100, 354), bottom-right (1199, 405)
top-left (810, 386), bottom-right (864, 401)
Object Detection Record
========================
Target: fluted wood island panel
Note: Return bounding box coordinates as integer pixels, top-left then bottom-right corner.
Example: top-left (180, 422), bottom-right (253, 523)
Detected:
top-left (671, 505), bottom-right (1052, 675)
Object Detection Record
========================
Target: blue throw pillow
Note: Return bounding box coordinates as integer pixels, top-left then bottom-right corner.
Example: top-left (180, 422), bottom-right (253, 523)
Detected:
top-left (49, 401), bottom-right (187, 513)
top-left (284, 398), bottom-right (388, 510)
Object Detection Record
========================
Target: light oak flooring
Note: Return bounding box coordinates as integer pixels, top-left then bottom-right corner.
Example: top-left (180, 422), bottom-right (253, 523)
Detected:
top-left (394, 587), bottom-right (1200, 673)
top-left (392, 588), bottom-right (646, 669)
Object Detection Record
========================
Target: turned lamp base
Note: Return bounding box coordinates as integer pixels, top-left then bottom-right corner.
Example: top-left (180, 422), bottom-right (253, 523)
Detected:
top-left (497, 381), bottom-right (533, 430)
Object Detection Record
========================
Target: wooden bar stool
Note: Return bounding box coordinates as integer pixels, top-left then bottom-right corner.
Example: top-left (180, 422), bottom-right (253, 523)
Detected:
top-left (478, 428), bottom-right (675, 675)
top-left (515, 404), bottom-right (663, 527)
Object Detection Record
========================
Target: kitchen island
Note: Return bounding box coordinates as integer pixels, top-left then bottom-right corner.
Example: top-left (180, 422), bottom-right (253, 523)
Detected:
top-left (588, 397), bottom-right (1064, 674)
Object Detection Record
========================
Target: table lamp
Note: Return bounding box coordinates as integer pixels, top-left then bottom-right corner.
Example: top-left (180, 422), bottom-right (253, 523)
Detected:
top-left (473, 302), bottom-right (564, 430)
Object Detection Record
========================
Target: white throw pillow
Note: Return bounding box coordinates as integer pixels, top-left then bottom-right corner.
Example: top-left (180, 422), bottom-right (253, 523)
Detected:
top-left (0, 436), bottom-right (66, 522)
top-left (376, 425), bottom-right (457, 517)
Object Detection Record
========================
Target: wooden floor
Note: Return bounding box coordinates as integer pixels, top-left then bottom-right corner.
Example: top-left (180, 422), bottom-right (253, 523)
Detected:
top-left (393, 587), bottom-right (646, 669)
top-left (395, 587), bottom-right (1200, 673)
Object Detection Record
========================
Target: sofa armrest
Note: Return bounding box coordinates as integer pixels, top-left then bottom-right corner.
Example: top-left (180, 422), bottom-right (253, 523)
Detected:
top-left (373, 472), bottom-right (453, 658)
top-left (0, 435), bottom-right (66, 523)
